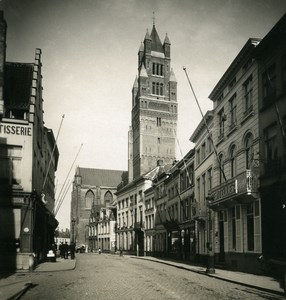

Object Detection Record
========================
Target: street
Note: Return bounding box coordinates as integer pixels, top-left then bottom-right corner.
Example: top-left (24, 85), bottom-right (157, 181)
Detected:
top-left (21, 254), bottom-right (285, 300)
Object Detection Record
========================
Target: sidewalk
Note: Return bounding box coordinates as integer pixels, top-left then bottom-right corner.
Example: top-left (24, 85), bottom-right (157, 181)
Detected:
top-left (0, 255), bottom-right (285, 299)
top-left (132, 256), bottom-right (285, 296)
top-left (0, 258), bottom-right (76, 300)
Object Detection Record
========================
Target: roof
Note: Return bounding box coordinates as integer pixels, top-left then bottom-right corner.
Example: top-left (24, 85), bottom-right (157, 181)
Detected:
top-left (4, 62), bottom-right (33, 109)
top-left (190, 110), bottom-right (214, 143)
top-left (150, 25), bottom-right (164, 53)
top-left (76, 167), bottom-right (127, 187)
top-left (169, 68), bottom-right (177, 82)
top-left (208, 38), bottom-right (260, 101)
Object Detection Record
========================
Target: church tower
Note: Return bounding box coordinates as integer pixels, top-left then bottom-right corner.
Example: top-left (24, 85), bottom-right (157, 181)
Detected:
top-left (128, 22), bottom-right (178, 181)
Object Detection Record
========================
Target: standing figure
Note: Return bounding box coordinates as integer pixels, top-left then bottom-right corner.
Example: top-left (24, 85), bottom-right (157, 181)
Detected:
top-left (59, 242), bottom-right (64, 258)
top-left (64, 242), bottom-right (69, 259)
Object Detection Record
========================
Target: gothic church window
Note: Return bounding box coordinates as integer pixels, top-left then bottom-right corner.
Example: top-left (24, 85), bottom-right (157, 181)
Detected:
top-left (85, 190), bottom-right (94, 209)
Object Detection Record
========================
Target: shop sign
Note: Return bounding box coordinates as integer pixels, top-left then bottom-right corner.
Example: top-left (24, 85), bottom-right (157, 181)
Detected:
top-left (212, 180), bottom-right (237, 201)
top-left (0, 123), bottom-right (32, 136)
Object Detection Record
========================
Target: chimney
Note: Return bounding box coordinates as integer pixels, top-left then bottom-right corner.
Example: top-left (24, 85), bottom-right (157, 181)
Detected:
top-left (0, 11), bottom-right (6, 116)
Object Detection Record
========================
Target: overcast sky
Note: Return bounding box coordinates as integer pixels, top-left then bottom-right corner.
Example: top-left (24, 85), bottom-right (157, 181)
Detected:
top-left (1, 0), bottom-right (286, 230)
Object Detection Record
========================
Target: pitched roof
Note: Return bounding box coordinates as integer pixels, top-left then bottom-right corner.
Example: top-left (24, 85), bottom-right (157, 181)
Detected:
top-left (77, 167), bottom-right (127, 187)
top-left (4, 62), bottom-right (33, 109)
top-left (150, 25), bottom-right (163, 53)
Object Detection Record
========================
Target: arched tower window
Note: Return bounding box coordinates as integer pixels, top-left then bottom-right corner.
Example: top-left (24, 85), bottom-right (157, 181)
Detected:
top-left (85, 190), bottom-right (94, 209)
top-left (104, 191), bottom-right (113, 207)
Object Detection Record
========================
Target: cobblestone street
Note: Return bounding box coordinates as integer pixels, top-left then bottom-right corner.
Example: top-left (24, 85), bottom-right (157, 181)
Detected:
top-left (19, 254), bottom-right (285, 300)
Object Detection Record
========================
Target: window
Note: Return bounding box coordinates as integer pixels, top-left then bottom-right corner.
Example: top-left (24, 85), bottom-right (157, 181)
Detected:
top-left (197, 178), bottom-right (200, 202)
top-left (152, 63), bottom-right (163, 76)
top-left (202, 173), bottom-right (206, 201)
top-left (262, 64), bottom-right (276, 103)
top-left (157, 137), bottom-right (161, 144)
top-left (201, 143), bottom-right (206, 160)
top-left (243, 76), bottom-right (253, 114)
top-left (85, 190), bottom-right (94, 209)
top-left (152, 82), bottom-right (155, 94)
top-left (229, 94), bottom-right (237, 128)
top-left (0, 145), bottom-right (22, 185)
top-left (247, 204), bottom-right (254, 251)
top-left (245, 133), bottom-right (253, 169)
top-left (152, 82), bottom-right (164, 96)
top-left (196, 149), bottom-right (200, 165)
top-left (218, 108), bottom-right (225, 139)
top-left (230, 145), bottom-right (237, 178)
top-left (264, 124), bottom-right (278, 173)
top-left (231, 207), bottom-right (236, 249)
top-left (219, 154), bottom-right (225, 184)
top-left (207, 168), bottom-right (212, 191)
top-left (156, 117), bottom-right (161, 127)
top-left (104, 191), bottom-right (113, 207)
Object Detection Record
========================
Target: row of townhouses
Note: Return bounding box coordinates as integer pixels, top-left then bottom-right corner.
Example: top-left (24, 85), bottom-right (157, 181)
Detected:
top-left (71, 14), bottom-right (286, 276)
top-left (0, 12), bottom-right (59, 271)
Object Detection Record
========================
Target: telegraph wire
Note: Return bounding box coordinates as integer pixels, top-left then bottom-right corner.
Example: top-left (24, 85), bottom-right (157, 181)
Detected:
top-left (54, 143), bottom-right (83, 216)
top-left (183, 66), bottom-right (227, 182)
top-left (42, 114), bottom-right (65, 193)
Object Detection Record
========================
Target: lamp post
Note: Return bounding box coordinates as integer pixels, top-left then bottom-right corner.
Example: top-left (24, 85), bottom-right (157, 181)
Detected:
top-left (71, 218), bottom-right (76, 244)
top-left (206, 195), bottom-right (215, 274)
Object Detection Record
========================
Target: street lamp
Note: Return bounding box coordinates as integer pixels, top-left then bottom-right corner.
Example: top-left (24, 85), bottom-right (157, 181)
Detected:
top-left (206, 195), bottom-right (215, 274)
top-left (71, 218), bottom-right (76, 244)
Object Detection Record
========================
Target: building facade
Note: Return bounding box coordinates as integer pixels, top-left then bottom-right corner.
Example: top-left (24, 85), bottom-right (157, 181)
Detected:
top-left (255, 14), bottom-right (286, 272)
top-left (190, 111), bottom-right (215, 263)
top-left (208, 38), bottom-right (262, 273)
top-left (0, 12), bottom-right (59, 270)
top-left (71, 167), bottom-right (126, 249)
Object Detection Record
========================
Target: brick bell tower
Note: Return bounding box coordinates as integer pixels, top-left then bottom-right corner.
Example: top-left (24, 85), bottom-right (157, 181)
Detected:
top-left (128, 21), bottom-right (178, 181)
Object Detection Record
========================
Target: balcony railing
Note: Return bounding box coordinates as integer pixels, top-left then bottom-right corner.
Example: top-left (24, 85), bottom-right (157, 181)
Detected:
top-left (210, 170), bottom-right (257, 205)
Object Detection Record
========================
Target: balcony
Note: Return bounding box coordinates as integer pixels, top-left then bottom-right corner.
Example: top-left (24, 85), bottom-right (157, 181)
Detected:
top-left (209, 170), bottom-right (257, 209)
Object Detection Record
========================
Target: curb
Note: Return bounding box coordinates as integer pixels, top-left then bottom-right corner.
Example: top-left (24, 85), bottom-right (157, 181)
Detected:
top-left (132, 257), bottom-right (285, 297)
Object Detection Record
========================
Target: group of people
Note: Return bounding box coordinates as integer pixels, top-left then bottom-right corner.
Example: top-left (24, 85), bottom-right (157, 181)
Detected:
top-left (59, 241), bottom-right (76, 259)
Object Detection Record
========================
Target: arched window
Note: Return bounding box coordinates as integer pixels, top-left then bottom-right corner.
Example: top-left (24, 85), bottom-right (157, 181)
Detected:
top-left (85, 190), bottom-right (94, 209)
top-left (104, 191), bottom-right (113, 207)
top-left (230, 145), bottom-right (237, 178)
top-left (245, 133), bottom-right (253, 169)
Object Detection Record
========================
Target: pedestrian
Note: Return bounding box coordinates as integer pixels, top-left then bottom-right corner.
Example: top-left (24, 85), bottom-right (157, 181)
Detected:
top-left (59, 242), bottom-right (64, 258)
top-left (98, 247), bottom-right (101, 254)
top-left (64, 242), bottom-right (69, 259)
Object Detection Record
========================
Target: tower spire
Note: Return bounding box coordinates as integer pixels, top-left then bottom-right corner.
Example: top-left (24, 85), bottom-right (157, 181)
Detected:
top-left (153, 11), bottom-right (155, 27)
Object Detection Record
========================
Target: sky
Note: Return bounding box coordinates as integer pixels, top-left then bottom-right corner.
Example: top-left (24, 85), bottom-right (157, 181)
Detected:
top-left (1, 0), bottom-right (286, 230)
